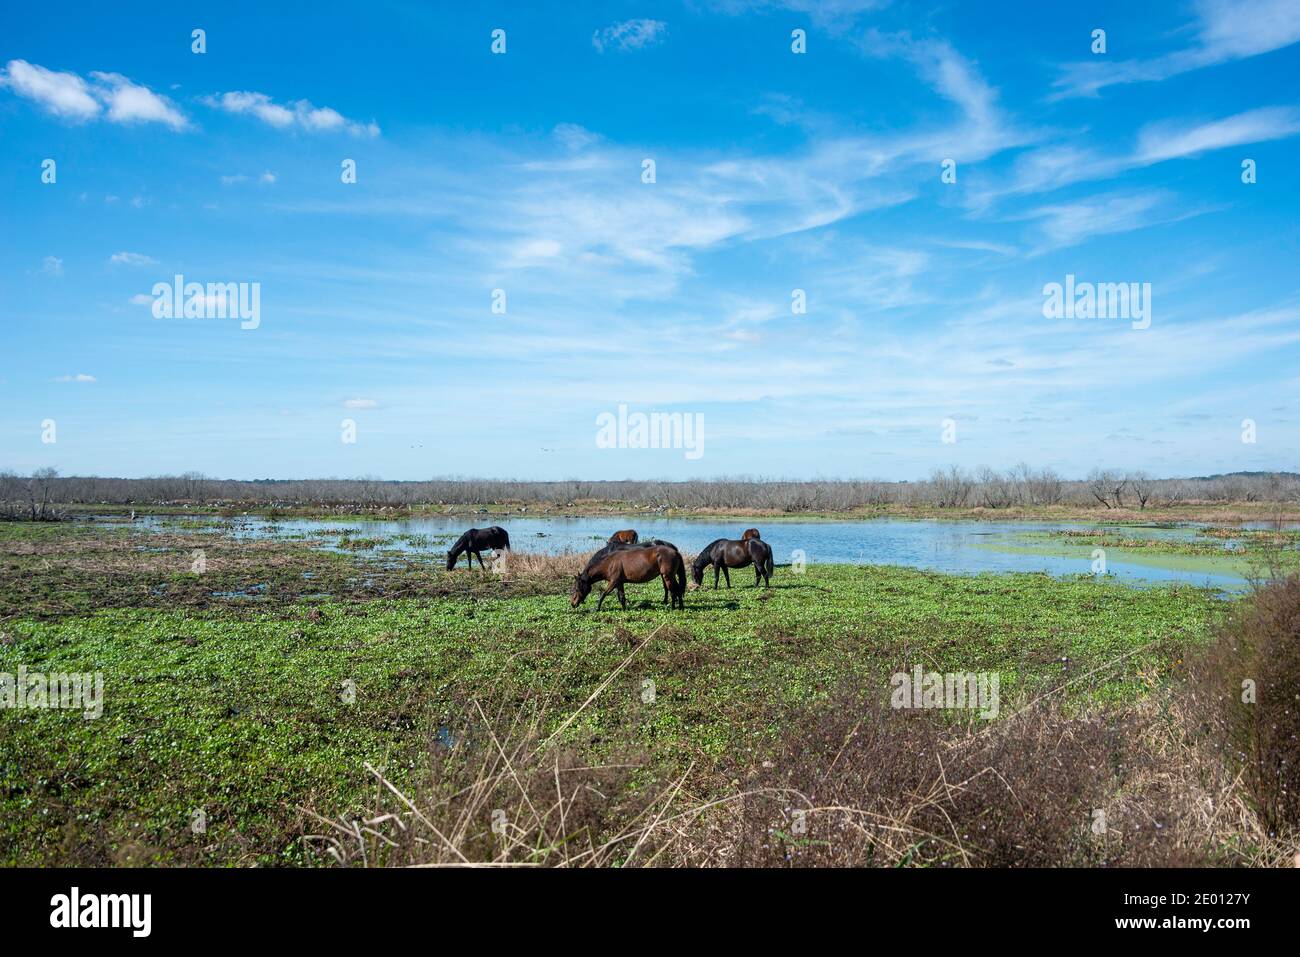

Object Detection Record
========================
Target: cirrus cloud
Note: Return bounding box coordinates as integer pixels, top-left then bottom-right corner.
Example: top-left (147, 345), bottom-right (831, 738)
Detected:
top-left (110, 251), bottom-right (158, 266)
top-left (592, 19), bottom-right (668, 53)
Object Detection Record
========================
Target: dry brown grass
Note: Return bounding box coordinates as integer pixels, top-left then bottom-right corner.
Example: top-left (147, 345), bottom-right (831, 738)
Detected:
top-left (490, 549), bottom-right (586, 580)
top-left (1184, 574), bottom-right (1300, 837)
top-left (660, 684), bottom-right (1298, 868)
top-left (306, 673), bottom-right (1299, 868)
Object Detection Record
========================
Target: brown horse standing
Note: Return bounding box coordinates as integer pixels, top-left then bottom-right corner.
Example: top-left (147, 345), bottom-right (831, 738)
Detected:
top-left (586, 538), bottom-right (680, 604)
top-left (692, 537), bottom-right (773, 589)
top-left (572, 543), bottom-right (686, 610)
top-left (741, 528), bottom-right (761, 541)
top-left (609, 529), bottom-right (638, 544)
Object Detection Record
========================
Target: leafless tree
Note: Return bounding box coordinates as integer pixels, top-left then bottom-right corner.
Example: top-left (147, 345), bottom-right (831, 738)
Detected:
top-left (1087, 469), bottom-right (1127, 509)
top-left (976, 467), bottom-right (1016, 508)
top-left (27, 467), bottom-right (59, 520)
top-left (928, 466), bottom-right (973, 508)
top-left (1127, 471), bottom-right (1154, 510)
top-left (4, 469), bottom-right (1297, 513)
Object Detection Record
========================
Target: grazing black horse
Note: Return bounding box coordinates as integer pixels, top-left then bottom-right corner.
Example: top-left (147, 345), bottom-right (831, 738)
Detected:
top-left (692, 537), bottom-right (773, 589)
top-left (446, 526), bottom-right (510, 570)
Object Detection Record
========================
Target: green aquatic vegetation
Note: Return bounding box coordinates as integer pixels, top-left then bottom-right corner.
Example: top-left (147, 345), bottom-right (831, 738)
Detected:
top-left (1000, 527), bottom-right (1299, 582)
top-left (333, 537), bottom-right (386, 551)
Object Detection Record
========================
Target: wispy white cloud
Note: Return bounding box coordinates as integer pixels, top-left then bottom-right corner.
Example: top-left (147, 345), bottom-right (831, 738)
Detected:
top-left (855, 30), bottom-right (1029, 159)
top-left (203, 90), bottom-right (379, 136)
top-left (53, 373), bottom-right (96, 383)
top-left (1052, 0), bottom-right (1300, 99)
top-left (967, 106), bottom-right (1300, 209)
top-left (342, 397), bottom-right (378, 409)
top-left (1015, 190), bottom-right (1179, 253)
top-left (710, 0), bottom-right (888, 31)
top-left (41, 256), bottom-right (63, 276)
top-left (592, 19), bottom-right (667, 53)
top-left (109, 251), bottom-right (157, 266)
top-left (0, 59), bottom-right (187, 129)
top-left (219, 170), bottom-right (278, 186)
top-left (1134, 105), bottom-right (1300, 163)
top-left (270, 34), bottom-right (1022, 301)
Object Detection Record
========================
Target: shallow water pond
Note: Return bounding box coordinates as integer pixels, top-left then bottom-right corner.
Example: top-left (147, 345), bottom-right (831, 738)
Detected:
top-left (130, 514), bottom-right (1298, 592)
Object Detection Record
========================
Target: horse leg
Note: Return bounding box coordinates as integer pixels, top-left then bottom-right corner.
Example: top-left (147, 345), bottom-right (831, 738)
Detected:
top-left (596, 577), bottom-right (620, 611)
top-left (723, 565), bottom-right (731, 588)
top-left (712, 564), bottom-right (720, 589)
top-left (617, 582), bottom-right (628, 610)
top-left (465, 550), bottom-right (473, 570)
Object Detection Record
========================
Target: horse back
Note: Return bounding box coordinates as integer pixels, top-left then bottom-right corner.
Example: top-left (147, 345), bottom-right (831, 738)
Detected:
top-left (608, 543), bottom-right (677, 583)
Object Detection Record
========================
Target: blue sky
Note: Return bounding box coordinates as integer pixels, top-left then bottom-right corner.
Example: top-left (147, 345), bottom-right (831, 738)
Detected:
top-left (3, 0), bottom-right (1299, 481)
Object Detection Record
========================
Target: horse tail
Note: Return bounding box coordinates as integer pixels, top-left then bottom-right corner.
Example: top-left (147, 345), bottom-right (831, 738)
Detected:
top-left (500, 528), bottom-right (511, 550)
top-left (765, 547), bottom-right (774, 580)
top-left (672, 551), bottom-right (687, 601)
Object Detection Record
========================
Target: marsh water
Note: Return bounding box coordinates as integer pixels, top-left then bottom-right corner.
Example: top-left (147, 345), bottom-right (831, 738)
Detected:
top-left (134, 513), bottom-right (1297, 592)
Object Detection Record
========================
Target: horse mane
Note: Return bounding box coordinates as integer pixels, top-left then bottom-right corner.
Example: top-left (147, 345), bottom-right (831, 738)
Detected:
top-left (693, 538), bottom-right (728, 571)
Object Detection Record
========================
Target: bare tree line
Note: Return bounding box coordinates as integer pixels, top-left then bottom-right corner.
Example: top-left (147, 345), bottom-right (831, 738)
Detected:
top-left (3, 466), bottom-right (1299, 517)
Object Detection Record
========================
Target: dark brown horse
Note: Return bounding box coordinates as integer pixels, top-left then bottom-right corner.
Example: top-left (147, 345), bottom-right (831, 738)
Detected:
top-left (741, 528), bottom-right (761, 541)
top-left (692, 537), bottom-right (773, 589)
top-left (446, 526), bottom-right (510, 570)
top-left (609, 529), bottom-right (638, 544)
top-left (585, 538), bottom-right (679, 603)
top-left (572, 543), bottom-right (686, 610)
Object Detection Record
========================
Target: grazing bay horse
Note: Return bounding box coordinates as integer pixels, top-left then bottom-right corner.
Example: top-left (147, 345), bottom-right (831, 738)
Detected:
top-left (446, 526), bottom-right (510, 570)
top-left (583, 538), bottom-right (680, 604)
top-left (692, 537), bottom-right (773, 589)
top-left (572, 543), bottom-right (686, 611)
top-left (609, 529), bottom-right (639, 544)
top-left (741, 528), bottom-right (761, 541)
